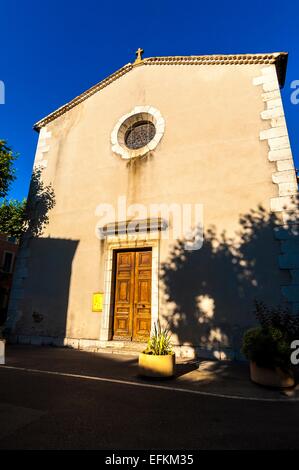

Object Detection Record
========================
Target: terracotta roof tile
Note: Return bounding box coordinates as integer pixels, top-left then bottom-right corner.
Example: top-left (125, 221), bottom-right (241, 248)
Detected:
top-left (34, 52), bottom-right (288, 131)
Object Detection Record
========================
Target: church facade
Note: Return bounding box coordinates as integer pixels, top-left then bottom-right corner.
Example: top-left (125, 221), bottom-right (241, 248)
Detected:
top-left (7, 51), bottom-right (299, 359)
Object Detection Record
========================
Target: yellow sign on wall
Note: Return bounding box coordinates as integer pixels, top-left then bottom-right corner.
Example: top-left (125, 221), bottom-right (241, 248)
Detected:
top-left (92, 292), bottom-right (103, 312)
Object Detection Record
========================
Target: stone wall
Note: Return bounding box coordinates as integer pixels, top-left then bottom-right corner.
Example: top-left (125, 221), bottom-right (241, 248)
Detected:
top-left (254, 65), bottom-right (299, 313)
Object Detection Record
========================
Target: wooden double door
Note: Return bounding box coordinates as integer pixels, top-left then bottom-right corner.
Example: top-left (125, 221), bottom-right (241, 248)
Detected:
top-left (113, 249), bottom-right (152, 342)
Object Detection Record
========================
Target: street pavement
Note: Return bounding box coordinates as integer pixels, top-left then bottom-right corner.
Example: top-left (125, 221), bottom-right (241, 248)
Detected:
top-left (0, 345), bottom-right (298, 450)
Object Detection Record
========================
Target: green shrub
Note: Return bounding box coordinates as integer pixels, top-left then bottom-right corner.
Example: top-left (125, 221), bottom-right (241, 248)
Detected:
top-left (242, 326), bottom-right (291, 370)
top-left (254, 300), bottom-right (299, 341)
top-left (144, 321), bottom-right (173, 356)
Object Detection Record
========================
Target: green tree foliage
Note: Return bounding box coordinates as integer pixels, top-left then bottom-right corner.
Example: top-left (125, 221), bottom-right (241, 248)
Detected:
top-left (0, 139), bottom-right (56, 239)
top-left (0, 140), bottom-right (17, 198)
top-left (0, 140), bottom-right (26, 238)
top-left (0, 199), bottom-right (27, 239)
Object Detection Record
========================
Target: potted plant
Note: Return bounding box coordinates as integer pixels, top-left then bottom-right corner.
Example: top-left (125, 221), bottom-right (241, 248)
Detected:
top-left (242, 301), bottom-right (299, 388)
top-left (0, 327), bottom-right (5, 365)
top-left (138, 321), bottom-right (175, 378)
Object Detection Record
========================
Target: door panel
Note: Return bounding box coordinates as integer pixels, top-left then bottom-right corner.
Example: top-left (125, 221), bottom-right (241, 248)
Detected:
top-left (113, 251), bottom-right (135, 339)
top-left (133, 251), bottom-right (152, 341)
top-left (113, 250), bottom-right (152, 341)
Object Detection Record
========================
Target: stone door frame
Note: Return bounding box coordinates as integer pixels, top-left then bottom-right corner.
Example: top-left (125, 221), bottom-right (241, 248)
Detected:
top-left (100, 233), bottom-right (160, 341)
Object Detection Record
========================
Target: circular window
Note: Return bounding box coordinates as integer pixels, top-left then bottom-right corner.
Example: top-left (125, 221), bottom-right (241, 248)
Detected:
top-left (111, 106), bottom-right (165, 160)
top-left (125, 121), bottom-right (156, 149)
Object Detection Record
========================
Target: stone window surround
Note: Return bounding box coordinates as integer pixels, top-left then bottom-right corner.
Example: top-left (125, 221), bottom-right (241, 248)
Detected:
top-left (100, 232), bottom-right (160, 341)
top-left (111, 105), bottom-right (165, 159)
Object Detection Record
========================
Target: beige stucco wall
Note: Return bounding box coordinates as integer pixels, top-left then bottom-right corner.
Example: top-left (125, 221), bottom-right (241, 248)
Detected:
top-left (8, 62), bottom-right (295, 357)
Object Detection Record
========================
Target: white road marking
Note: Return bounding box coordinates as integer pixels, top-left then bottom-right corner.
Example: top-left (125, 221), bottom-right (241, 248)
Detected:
top-left (1, 365), bottom-right (298, 403)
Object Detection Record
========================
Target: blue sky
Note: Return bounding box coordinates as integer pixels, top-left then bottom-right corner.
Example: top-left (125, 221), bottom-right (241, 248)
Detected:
top-left (0, 0), bottom-right (298, 200)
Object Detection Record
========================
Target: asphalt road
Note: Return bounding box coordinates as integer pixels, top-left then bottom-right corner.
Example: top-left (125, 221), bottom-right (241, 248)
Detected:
top-left (0, 365), bottom-right (298, 450)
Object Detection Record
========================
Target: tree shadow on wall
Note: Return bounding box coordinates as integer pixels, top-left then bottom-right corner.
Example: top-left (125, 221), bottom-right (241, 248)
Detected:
top-left (5, 168), bottom-right (79, 339)
top-left (160, 206), bottom-right (294, 360)
top-left (18, 236), bottom-right (79, 338)
top-left (25, 167), bottom-right (56, 237)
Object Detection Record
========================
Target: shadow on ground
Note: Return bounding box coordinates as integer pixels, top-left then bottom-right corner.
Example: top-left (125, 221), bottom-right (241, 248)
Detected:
top-left (3, 345), bottom-right (299, 400)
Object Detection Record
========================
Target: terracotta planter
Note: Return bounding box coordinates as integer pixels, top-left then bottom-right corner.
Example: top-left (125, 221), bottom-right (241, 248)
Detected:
top-left (250, 361), bottom-right (294, 389)
top-left (138, 353), bottom-right (175, 378)
top-left (0, 339), bottom-right (5, 365)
